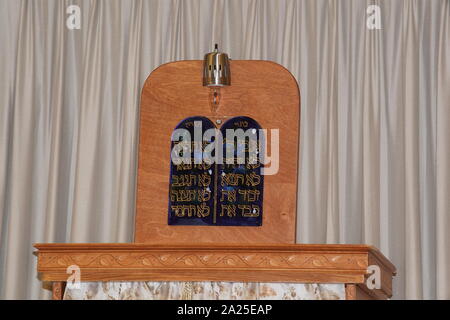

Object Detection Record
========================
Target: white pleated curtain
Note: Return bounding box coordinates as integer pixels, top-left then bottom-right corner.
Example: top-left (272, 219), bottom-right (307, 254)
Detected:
top-left (0, 0), bottom-right (449, 299)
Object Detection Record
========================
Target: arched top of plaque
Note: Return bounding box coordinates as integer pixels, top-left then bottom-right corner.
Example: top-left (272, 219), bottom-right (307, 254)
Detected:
top-left (135, 60), bottom-right (300, 244)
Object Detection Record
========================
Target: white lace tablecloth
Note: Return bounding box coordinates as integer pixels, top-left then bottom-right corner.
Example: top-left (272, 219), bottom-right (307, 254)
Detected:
top-left (64, 282), bottom-right (345, 300)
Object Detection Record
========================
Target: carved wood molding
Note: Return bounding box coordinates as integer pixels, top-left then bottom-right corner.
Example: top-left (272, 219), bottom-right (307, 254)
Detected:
top-left (35, 243), bottom-right (395, 299)
top-left (39, 251), bottom-right (368, 269)
top-left (51, 282), bottom-right (66, 300)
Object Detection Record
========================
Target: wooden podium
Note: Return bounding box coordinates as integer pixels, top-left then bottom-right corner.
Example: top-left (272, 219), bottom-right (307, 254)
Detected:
top-left (36, 243), bottom-right (395, 300)
top-left (35, 60), bottom-right (396, 300)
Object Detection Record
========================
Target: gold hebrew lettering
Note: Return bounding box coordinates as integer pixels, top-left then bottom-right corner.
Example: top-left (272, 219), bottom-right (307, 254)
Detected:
top-left (220, 190), bottom-right (237, 202)
top-left (221, 173), bottom-right (245, 186)
top-left (238, 189), bottom-right (260, 202)
top-left (220, 204), bottom-right (237, 217)
top-left (196, 202), bottom-right (210, 217)
top-left (238, 204), bottom-right (260, 217)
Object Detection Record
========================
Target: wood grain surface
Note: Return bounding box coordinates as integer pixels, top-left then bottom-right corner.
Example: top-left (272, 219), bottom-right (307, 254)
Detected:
top-left (35, 243), bottom-right (395, 299)
top-left (135, 60), bottom-right (300, 244)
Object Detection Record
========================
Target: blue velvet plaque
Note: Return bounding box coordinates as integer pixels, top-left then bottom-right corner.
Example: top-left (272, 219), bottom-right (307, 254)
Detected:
top-left (168, 116), bottom-right (264, 226)
top-left (168, 116), bottom-right (216, 225)
top-left (217, 116), bottom-right (263, 226)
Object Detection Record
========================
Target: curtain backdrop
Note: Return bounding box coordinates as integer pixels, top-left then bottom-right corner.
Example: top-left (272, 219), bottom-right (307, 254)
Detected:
top-left (0, 0), bottom-right (449, 299)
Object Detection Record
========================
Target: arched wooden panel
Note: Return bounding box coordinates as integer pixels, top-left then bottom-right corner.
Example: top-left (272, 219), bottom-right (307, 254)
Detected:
top-left (135, 60), bottom-right (300, 244)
